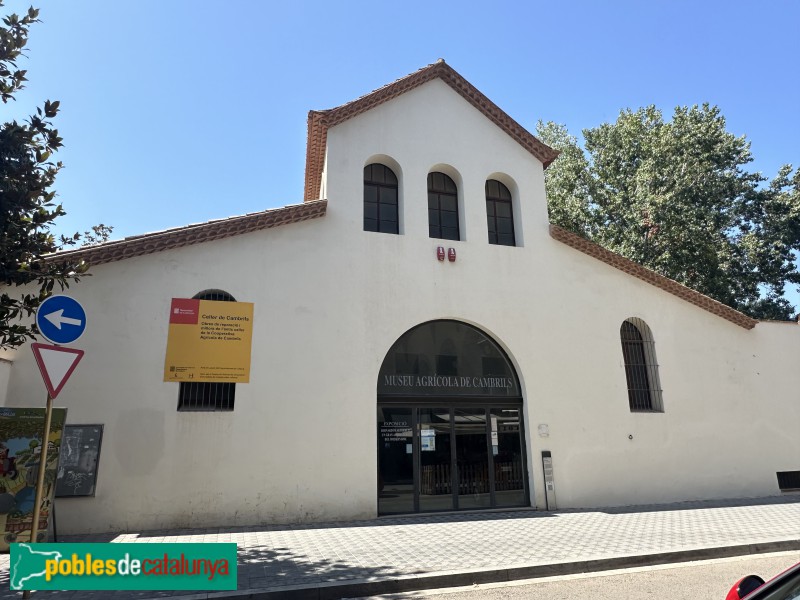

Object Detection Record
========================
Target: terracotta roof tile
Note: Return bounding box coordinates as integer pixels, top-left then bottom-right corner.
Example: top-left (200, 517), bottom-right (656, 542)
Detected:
top-left (549, 224), bottom-right (758, 330)
top-left (303, 60), bottom-right (559, 201)
top-left (46, 200), bottom-right (327, 267)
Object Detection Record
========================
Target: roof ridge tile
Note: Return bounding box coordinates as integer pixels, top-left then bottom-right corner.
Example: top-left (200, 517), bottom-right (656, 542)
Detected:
top-left (46, 200), bottom-right (327, 268)
top-left (303, 61), bottom-right (559, 201)
top-left (549, 223), bottom-right (758, 330)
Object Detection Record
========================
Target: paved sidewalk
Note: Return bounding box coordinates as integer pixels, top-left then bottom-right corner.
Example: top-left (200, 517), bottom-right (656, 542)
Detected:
top-left (1, 496), bottom-right (799, 599)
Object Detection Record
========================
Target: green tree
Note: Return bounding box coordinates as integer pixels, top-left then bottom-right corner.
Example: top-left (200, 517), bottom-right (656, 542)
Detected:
top-left (0, 3), bottom-right (110, 349)
top-left (538, 106), bottom-right (800, 320)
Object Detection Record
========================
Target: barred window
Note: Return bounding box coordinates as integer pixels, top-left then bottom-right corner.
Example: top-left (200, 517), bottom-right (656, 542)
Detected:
top-left (485, 179), bottom-right (515, 246)
top-left (620, 318), bottom-right (663, 412)
top-left (178, 289), bottom-right (237, 412)
top-left (428, 172), bottom-right (460, 241)
top-left (364, 164), bottom-right (399, 234)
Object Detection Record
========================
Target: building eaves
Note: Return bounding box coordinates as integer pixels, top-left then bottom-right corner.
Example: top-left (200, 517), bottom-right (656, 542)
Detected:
top-left (303, 60), bottom-right (559, 202)
top-left (46, 200), bottom-right (327, 268)
top-left (549, 224), bottom-right (758, 330)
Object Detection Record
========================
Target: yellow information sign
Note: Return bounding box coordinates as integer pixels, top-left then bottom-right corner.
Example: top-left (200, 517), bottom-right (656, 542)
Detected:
top-left (163, 298), bottom-right (254, 383)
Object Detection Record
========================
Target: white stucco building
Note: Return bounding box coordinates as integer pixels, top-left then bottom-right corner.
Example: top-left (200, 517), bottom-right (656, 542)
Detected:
top-left (2, 61), bottom-right (799, 535)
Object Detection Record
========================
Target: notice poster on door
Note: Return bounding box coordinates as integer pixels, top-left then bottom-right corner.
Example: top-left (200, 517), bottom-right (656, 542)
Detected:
top-left (163, 298), bottom-right (254, 383)
top-left (421, 428), bottom-right (436, 451)
top-left (0, 407), bottom-right (66, 550)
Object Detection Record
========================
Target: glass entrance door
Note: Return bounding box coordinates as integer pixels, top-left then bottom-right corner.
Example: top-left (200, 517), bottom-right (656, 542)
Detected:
top-left (418, 408), bottom-right (453, 512)
top-left (377, 320), bottom-right (527, 514)
top-left (455, 409), bottom-right (491, 509)
top-left (491, 408), bottom-right (526, 507)
top-left (377, 405), bottom-right (527, 514)
top-left (377, 407), bottom-right (414, 515)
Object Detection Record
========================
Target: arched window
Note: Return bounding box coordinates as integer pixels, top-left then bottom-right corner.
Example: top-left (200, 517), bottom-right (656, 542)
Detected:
top-left (428, 172), bottom-right (460, 241)
top-left (178, 289), bottom-right (237, 412)
top-left (485, 179), bottom-right (515, 246)
top-left (364, 164), bottom-right (399, 234)
top-left (620, 318), bottom-right (663, 412)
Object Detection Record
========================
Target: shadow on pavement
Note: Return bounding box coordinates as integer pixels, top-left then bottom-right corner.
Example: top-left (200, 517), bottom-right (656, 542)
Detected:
top-left (0, 543), bottom-right (405, 599)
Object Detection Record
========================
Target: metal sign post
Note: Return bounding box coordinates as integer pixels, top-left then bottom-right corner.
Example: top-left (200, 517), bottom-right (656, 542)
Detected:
top-left (28, 393), bottom-right (53, 546)
top-left (21, 393), bottom-right (54, 600)
top-left (23, 295), bottom-right (87, 598)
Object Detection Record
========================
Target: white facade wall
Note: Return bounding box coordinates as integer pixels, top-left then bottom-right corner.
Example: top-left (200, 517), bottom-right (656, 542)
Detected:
top-left (3, 79), bottom-right (799, 534)
top-left (0, 359), bottom-right (11, 406)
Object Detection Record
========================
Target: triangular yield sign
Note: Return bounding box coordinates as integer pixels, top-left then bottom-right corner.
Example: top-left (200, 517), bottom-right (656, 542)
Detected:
top-left (31, 343), bottom-right (84, 399)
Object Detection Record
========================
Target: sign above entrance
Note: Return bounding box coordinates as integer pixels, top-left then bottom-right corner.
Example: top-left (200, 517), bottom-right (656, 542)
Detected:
top-left (378, 320), bottom-right (520, 398)
top-left (381, 374), bottom-right (515, 395)
top-left (163, 298), bottom-right (254, 383)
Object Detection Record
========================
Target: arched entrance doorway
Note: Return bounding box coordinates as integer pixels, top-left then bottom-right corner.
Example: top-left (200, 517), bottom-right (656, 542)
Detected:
top-left (377, 320), bottom-right (528, 515)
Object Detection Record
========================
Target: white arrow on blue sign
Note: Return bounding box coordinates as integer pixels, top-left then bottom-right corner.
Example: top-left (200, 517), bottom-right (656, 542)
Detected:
top-left (36, 295), bottom-right (87, 345)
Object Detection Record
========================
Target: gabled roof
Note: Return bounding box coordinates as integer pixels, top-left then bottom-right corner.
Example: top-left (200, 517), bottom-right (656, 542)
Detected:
top-left (549, 224), bottom-right (758, 330)
top-left (303, 60), bottom-right (559, 201)
top-left (36, 63), bottom-right (762, 333)
top-left (46, 200), bottom-right (327, 268)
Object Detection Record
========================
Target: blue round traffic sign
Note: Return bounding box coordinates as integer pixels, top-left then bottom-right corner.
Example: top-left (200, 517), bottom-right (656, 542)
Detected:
top-left (36, 295), bottom-right (87, 345)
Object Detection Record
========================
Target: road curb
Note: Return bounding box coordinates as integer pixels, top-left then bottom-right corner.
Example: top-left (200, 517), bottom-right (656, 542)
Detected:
top-left (146, 538), bottom-right (800, 600)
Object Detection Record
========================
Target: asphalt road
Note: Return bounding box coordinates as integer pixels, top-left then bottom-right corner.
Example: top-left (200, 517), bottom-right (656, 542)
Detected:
top-left (355, 551), bottom-right (800, 600)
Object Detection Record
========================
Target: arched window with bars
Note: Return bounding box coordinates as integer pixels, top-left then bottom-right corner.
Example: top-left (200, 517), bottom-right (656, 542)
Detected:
top-left (178, 289), bottom-right (237, 412)
top-left (620, 318), bottom-right (663, 412)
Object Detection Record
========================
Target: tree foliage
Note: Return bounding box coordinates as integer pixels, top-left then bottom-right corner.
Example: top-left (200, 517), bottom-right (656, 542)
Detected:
top-left (538, 106), bottom-right (800, 320)
top-left (0, 2), bottom-right (111, 349)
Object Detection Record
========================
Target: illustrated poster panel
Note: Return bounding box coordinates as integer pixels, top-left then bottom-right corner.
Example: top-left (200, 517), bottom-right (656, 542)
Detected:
top-left (55, 425), bottom-right (103, 498)
top-left (163, 298), bottom-right (254, 383)
top-left (0, 407), bottom-right (67, 551)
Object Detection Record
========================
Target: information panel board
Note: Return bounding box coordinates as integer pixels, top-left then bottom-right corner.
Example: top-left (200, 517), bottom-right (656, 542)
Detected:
top-left (0, 407), bottom-right (66, 550)
top-left (163, 298), bottom-right (254, 383)
top-left (55, 425), bottom-right (103, 498)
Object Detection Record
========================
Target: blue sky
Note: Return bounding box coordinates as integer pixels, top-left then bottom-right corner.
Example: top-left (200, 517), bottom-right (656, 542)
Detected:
top-left (4, 0), bottom-right (799, 244)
